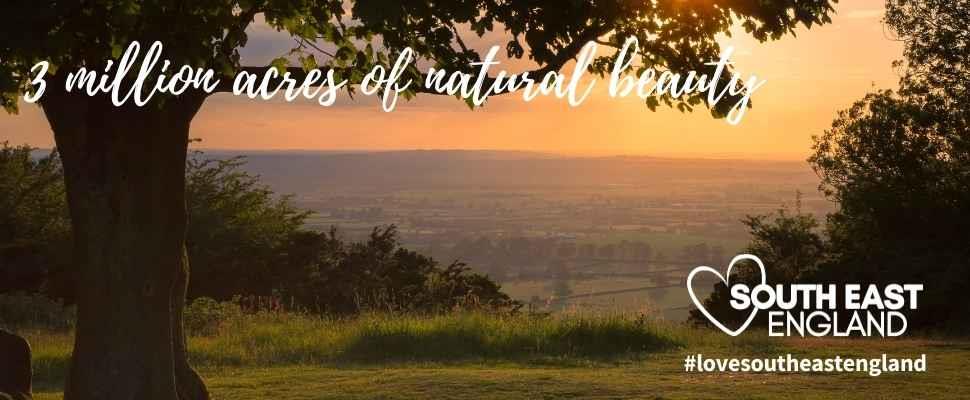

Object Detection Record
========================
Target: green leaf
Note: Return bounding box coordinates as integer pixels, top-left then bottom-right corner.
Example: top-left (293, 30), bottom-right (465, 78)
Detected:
top-left (270, 57), bottom-right (289, 74)
top-left (299, 54), bottom-right (318, 72)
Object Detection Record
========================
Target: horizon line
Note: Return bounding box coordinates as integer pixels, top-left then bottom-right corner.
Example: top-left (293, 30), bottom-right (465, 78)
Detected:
top-left (185, 147), bottom-right (811, 162)
top-left (26, 145), bottom-right (811, 162)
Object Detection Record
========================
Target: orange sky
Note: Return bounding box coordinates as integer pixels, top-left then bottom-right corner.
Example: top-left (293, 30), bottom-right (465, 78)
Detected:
top-left (1, 0), bottom-right (902, 160)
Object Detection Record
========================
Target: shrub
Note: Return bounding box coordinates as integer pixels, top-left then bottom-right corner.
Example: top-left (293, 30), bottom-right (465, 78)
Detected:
top-left (183, 297), bottom-right (244, 336)
top-left (0, 292), bottom-right (74, 330)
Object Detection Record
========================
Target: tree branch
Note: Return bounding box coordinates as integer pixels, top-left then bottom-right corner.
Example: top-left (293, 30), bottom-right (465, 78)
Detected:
top-left (294, 38), bottom-right (336, 58)
top-left (216, 6), bottom-right (261, 62)
top-left (212, 24), bottom-right (611, 98)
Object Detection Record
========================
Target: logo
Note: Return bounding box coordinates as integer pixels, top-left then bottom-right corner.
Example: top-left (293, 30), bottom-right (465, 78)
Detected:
top-left (687, 254), bottom-right (766, 336)
top-left (687, 254), bottom-right (923, 337)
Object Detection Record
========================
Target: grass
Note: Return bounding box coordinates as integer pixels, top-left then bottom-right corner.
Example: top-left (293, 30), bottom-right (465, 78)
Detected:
top-left (22, 312), bottom-right (696, 375)
top-left (16, 312), bottom-right (970, 399)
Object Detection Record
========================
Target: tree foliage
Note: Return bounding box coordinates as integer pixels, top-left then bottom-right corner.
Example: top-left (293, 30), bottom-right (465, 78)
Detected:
top-left (185, 154), bottom-right (309, 300)
top-left (690, 202), bottom-right (825, 328)
top-left (277, 226), bottom-right (517, 314)
top-left (0, 144), bottom-right (70, 294)
top-left (808, 89), bottom-right (970, 329)
top-left (1, 0), bottom-right (837, 114)
top-left (809, 1), bottom-right (970, 330)
top-left (886, 0), bottom-right (970, 107)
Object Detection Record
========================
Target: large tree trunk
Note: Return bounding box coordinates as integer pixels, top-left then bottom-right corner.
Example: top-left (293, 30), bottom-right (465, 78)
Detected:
top-left (40, 90), bottom-right (209, 400)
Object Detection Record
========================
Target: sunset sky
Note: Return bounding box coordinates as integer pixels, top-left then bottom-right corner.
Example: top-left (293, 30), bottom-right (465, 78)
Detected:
top-left (2, 0), bottom-right (902, 160)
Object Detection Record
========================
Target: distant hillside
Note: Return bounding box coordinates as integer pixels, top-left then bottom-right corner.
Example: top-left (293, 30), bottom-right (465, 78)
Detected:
top-left (194, 149), bottom-right (818, 195)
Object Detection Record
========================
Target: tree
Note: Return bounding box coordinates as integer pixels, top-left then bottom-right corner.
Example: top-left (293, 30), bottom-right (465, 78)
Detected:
top-left (185, 154), bottom-right (309, 300)
top-left (0, 144), bottom-right (70, 295)
top-left (690, 202), bottom-right (825, 328)
top-left (0, 148), bottom-right (309, 302)
top-left (810, 90), bottom-right (970, 329)
top-left (0, 1), bottom-right (836, 398)
top-left (809, 0), bottom-right (970, 331)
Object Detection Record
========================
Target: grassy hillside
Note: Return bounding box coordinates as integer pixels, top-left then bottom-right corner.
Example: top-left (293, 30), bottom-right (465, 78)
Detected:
top-left (19, 312), bottom-right (970, 399)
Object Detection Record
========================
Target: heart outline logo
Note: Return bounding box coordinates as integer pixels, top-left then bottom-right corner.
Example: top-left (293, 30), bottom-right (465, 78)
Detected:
top-left (687, 254), bottom-right (767, 337)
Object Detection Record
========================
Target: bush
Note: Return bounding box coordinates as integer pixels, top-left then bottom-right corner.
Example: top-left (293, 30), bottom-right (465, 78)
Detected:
top-left (183, 297), bottom-right (244, 336)
top-left (0, 292), bottom-right (75, 330)
top-left (275, 226), bottom-right (520, 315)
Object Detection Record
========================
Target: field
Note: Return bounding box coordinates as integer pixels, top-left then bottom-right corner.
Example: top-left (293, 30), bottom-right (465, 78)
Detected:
top-left (21, 312), bottom-right (970, 399)
top-left (502, 278), bottom-right (693, 318)
top-left (229, 150), bottom-right (826, 317)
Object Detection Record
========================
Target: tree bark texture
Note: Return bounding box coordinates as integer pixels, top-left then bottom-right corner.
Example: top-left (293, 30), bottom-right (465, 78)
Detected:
top-left (40, 90), bottom-right (209, 400)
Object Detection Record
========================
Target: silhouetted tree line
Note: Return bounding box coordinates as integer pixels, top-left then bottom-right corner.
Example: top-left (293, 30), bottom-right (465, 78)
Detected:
top-left (0, 148), bottom-right (517, 315)
top-left (694, 1), bottom-right (970, 332)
